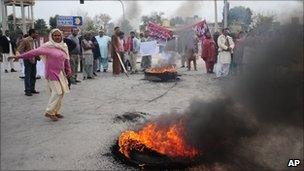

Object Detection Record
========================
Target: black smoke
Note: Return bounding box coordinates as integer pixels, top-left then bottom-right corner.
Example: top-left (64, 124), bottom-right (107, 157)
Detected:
top-left (182, 22), bottom-right (303, 169)
top-left (139, 22), bottom-right (303, 170)
top-left (225, 24), bottom-right (303, 128)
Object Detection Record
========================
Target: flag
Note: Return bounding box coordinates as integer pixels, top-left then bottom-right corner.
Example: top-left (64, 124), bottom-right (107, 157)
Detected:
top-left (193, 20), bottom-right (209, 38)
top-left (147, 22), bottom-right (174, 41)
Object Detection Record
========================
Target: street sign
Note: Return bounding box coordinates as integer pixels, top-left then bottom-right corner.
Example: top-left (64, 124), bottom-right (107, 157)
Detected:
top-left (57, 16), bottom-right (83, 27)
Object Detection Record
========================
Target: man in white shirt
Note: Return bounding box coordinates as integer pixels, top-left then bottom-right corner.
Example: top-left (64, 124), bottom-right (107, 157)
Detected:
top-left (216, 28), bottom-right (235, 78)
top-left (95, 29), bottom-right (111, 72)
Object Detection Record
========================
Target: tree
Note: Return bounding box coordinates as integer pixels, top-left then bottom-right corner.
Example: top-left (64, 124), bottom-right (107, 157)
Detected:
top-left (49, 14), bottom-right (59, 29)
top-left (95, 13), bottom-right (111, 31)
top-left (227, 6), bottom-right (253, 30)
top-left (6, 14), bottom-right (23, 40)
top-left (34, 19), bottom-right (48, 35)
top-left (6, 14), bottom-right (24, 31)
top-left (81, 16), bottom-right (97, 33)
top-left (140, 11), bottom-right (164, 31)
top-left (252, 13), bottom-right (276, 33)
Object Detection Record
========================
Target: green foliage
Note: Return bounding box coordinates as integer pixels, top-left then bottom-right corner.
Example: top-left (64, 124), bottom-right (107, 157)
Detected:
top-left (34, 19), bottom-right (49, 35)
top-left (7, 14), bottom-right (21, 31)
top-left (5, 14), bottom-right (25, 40)
top-left (49, 15), bottom-right (59, 29)
top-left (81, 17), bottom-right (98, 34)
top-left (228, 6), bottom-right (253, 30)
top-left (94, 13), bottom-right (111, 30)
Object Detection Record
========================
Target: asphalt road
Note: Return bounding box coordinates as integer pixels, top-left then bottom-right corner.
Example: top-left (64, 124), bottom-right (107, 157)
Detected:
top-left (1, 61), bottom-right (222, 170)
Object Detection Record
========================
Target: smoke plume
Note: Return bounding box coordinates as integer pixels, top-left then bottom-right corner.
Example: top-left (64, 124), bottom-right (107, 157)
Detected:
top-left (224, 25), bottom-right (303, 128)
top-left (139, 21), bottom-right (303, 170)
top-left (125, 1), bottom-right (142, 31)
top-left (173, 1), bottom-right (203, 18)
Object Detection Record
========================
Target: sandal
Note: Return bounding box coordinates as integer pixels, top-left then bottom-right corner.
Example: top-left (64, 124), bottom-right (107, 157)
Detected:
top-left (45, 113), bottom-right (58, 121)
top-left (55, 114), bottom-right (64, 118)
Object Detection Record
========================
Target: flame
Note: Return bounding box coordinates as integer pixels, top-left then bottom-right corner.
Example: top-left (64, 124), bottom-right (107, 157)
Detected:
top-left (146, 65), bottom-right (177, 74)
top-left (118, 121), bottom-right (199, 159)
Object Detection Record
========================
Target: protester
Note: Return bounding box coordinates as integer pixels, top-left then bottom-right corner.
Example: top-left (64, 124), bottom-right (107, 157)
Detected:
top-left (177, 31), bottom-right (188, 68)
top-left (95, 29), bottom-right (111, 73)
top-left (215, 28), bottom-right (235, 78)
top-left (126, 31), bottom-right (140, 74)
top-left (139, 32), bottom-right (144, 41)
top-left (16, 33), bottom-right (28, 79)
top-left (213, 31), bottom-right (220, 63)
top-left (16, 29), bottom-right (39, 96)
top-left (201, 31), bottom-right (216, 73)
top-left (185, 31), bottom-right (199, 71)
top-left (91, 32), bottom-right (100, 76)
top-left (0, 30), bottom-right (17, 73)
top-left (78, 33), bottom-right (84, 73)
top-left (181, 54), bottom-right (187, 68)
top-left (68, 28), bottom-right (82, 84)
top-left (118, 31), bottom-right (126, 73)
top-left (63, 33), bottom-right (76, 88)
top-left (0, 30), bottom-right (2, 62)
top-left (140, 30), bottom-right (152, 71)
top-left (81, 32), bottom-right (94, 79)
top-left (12, 29), bottom-right (72, 121)
top-left (111, 27), bottom-right (122, 75)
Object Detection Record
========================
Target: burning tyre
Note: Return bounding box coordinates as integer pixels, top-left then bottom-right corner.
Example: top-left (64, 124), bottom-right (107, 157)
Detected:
top-left (144, 65), bottom-right (179, 82)
top-left (112, 119), bottom-right (201, 169)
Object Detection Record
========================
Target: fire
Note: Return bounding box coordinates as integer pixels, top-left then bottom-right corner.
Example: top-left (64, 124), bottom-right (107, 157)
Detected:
top-left (145, 65), bottom-right (177, 74)
top-left (118, 121), bottom-right (199, 159)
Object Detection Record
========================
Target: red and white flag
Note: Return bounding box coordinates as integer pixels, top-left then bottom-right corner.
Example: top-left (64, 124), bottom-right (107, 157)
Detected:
top-left (193, 20), bottom-right (209, 38)
top-left (147, 22), bottom-right (174, 41)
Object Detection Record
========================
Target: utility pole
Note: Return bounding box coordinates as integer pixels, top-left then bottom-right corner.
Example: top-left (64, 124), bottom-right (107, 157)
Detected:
top-left (214, 0), bottom-right (218, 32)
top-left (118, 0), bottom-right (125, 21)
top-left (223, 0), bottom-right (228, 28)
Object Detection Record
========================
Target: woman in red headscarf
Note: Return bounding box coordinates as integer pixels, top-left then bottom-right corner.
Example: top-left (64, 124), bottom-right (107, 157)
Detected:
top-left (201, 31), bottom-right (216, 73)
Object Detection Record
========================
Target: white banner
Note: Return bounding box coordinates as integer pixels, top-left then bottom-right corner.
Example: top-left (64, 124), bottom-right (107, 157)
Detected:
top-left (140, 41), bottom-right (159, 56)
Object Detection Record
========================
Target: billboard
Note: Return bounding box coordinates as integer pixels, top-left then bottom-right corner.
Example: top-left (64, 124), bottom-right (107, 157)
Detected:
top-left (57, 16), bottom-right (83, 27)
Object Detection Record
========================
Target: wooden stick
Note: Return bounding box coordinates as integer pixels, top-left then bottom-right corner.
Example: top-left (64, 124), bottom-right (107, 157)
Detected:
top-left (116, 52), bottom-right (129, 77)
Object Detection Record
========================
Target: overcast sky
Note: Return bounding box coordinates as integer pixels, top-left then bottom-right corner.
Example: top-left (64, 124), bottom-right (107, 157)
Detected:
top-left (4, 0), bottom-right (303, 27)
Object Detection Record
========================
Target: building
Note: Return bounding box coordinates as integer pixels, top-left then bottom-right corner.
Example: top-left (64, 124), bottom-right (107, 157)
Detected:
top-left (1, 0), bottom-right (35, 34)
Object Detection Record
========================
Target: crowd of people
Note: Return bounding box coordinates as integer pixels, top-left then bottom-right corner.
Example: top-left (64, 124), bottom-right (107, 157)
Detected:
top-left (0, 25), bottom-right (250, 121)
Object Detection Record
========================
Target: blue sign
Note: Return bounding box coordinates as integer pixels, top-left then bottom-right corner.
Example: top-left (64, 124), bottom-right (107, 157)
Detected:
top-left (57, 16), bottom-right (83, 27)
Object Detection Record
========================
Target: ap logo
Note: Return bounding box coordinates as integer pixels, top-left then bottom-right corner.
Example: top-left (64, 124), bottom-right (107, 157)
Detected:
top-left (287, 159), bottom-right (301, 167)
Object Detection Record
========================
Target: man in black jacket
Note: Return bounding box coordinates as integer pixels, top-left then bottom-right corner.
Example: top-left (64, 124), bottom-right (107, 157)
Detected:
top-left (0, 30), bottom-right (17, 73)
top-left (63, 36), bottom-right (77, 88)
top-left (91, 35), bottom-right (101, 76)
